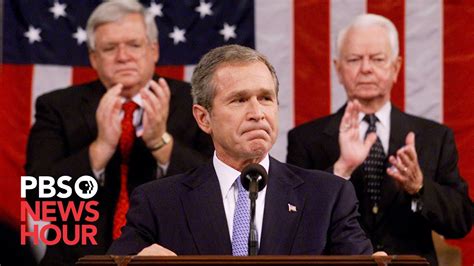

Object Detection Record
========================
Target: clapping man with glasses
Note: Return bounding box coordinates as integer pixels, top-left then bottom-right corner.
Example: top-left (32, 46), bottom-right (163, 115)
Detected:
top-left (25, 1), bottom-right (212, 265)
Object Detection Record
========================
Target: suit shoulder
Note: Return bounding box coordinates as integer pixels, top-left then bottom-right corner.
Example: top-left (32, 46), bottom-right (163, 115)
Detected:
top-left (164, 77), bottom-right (191, 92)
top-left (35, 80), bottom-right (101, 105)
top-left (135, 166), bottom-right (203, 196)
top-left (403, 112), bottom-right (452, 134)
top-left (285, 162), bottom-right (347, 188)
top-left (163, 77), bottom-right (193, 103)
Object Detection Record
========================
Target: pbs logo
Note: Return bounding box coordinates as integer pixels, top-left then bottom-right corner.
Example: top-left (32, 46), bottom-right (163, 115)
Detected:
top-left (21, 175), bottom-right (98, 199)
top-left (74, 176), bottom-right (98, 199)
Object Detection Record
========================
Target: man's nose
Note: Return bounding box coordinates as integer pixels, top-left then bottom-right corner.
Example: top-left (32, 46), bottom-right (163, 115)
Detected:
top-left (116, 44), bottom-right (131, 61)
top-left (360, 57), bottom-right (373, 73)
top-left (247, 98), bottom-right (265, 120)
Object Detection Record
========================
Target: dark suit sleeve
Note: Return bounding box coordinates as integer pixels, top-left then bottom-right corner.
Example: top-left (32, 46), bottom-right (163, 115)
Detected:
top-left (418, 128), bottom-right (472, 238)
top-left (107, 185), bottom-right (158, 255)
top-left (24, 94), bottom-right (94, 202)
top-left (325, 181), bottom-right (373, 255)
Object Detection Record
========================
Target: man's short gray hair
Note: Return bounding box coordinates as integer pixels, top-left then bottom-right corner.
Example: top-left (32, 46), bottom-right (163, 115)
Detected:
top-left (86, 0), bottom-right (158, 51)
top-left (191, 44), bottom-right (279, 111)
top-left (336, 13), bottom-right (399, 60)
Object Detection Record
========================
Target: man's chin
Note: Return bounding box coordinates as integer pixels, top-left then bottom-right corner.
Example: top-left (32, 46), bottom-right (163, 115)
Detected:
top-left (247, 141), bottom-right (271, 156)
top-left (119, 86), bottom-right (141, 98)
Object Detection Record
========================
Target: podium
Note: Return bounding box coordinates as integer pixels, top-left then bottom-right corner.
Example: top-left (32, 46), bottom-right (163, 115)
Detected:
top-left (77, 255), bottom-right (428, 265)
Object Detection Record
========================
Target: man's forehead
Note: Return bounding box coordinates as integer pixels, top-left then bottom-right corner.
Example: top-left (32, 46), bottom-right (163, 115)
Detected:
top-left (341, 26), bottom-right (391, 52)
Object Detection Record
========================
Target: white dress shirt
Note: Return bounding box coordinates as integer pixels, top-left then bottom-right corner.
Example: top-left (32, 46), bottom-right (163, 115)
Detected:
top-left (213, 152), bottom-right (268, 244)
top-left (358, 101), bottom-right (391, 155)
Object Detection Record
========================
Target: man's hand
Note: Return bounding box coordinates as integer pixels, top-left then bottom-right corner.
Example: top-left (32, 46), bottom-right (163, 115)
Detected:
top-left (334, 100), bottom-right (377, 178)
top-left (140, 78), bottom-right (173, 164)
top-left (89, 84), bottom-right (123, 171)
top-left (372, 251), bottom-right (388, 256)
top-left (137, 244), bottom-right (177, 256)
top-left (386, 132), bottom-right (424, 195)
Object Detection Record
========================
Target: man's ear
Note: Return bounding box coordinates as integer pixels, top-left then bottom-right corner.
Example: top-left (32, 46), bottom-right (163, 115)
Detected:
top-left (333, 58), bottom-right (343, 84)
top-left (89, 51), bottom-right (98, 71)
top-left (391, 56), bottom-right (402, 83)
top-left (152, 41), bottom-right (159, 64)
top-left (192, 104), bottom-right (212, 134)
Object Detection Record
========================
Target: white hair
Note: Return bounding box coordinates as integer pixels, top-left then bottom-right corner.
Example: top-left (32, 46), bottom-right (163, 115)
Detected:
top-left (335, 13), bottom-right (399, 60)
top-left (86, 0), bottom-right (158, 51)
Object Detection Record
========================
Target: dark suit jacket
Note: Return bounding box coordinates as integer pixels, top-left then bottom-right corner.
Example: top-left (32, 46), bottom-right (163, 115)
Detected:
top-left (108, 157), bottom-right (373, 256)
top-left (24, 77), bottom-right (213, 265)
top-left (287, 105), bottom-right (472, 265)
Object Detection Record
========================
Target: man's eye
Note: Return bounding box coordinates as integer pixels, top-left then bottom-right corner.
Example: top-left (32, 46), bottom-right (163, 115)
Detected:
top-left (102, 47), bottom-right (115, 52)
top-left (129, 43), bottom-right (142, 48)
top-left (347, 58), bottom-right (360, 63)
top-left (259, 96), bottom-right (273, 101)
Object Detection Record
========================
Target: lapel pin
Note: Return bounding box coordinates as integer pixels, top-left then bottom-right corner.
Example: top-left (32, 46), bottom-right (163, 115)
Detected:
top-left (288, 203), bottom-right (297, 213)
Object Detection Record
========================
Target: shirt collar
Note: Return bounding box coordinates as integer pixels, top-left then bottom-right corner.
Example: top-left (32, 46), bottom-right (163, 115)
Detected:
top-left (213, 152), bottom-right (270, 199)
top-left (358, 101), bottom-right (391, 129)
top-left (120, 81), bottom-right (152, 108)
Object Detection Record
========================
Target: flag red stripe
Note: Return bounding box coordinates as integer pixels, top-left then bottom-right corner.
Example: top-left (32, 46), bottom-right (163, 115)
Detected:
top-left (443, 3), bottom-right (474, 264)
top-left (367, 0), bottom-right (406, 111)
top-left (155, 66), bottom-right (185, 81)
top-left (294, 0), bottom-right (330, 126)
top-left (0, 64), bottom-right (33, 226)
top-left (73, 66), bottom-right (185, 87)
top-left (73, 66), bottom-right (99, 85)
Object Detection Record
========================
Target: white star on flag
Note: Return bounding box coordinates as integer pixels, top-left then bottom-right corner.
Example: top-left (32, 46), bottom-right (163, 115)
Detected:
top-left (219, 23), bottom-right (236, 41)
top-left (148, 1), bottom-right (163, 18)
top-left (72, 27), bottom-right (87, 45)
top-left (24, 26), bottom-right (42, 44)
top-left (169, 26), bottom-right (186, 45)
top-left (49, 1), bottom-right (67, 19)
top-left (288, 203), bottom-right (297, 213)
top-left (195, 0), bottom-right (213, 19)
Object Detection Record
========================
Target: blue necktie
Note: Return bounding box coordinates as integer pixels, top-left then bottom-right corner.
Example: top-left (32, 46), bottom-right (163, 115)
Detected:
top-left (232, 177), bottom-right (250, 256)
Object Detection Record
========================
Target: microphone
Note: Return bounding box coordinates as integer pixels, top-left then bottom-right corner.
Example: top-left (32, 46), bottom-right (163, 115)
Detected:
top-left (240, 163), bottom-right (268, 194)
top-left (240, 163), bottom-right (268, 256)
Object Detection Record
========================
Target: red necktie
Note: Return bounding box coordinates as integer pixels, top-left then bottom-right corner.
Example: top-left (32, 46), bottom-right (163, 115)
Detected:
top-left (112, 101), bottom-right (138, 240)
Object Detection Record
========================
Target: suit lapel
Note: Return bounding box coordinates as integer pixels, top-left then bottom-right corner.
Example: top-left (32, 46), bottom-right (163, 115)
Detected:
top-left (377, 107), bottom-right (412, 220)
top-left (180, 162), bottom-right (232, 255)
top-left (259, 158), bottom-right (305, 255)
top-left (80, 80), bottom-right (105, 137)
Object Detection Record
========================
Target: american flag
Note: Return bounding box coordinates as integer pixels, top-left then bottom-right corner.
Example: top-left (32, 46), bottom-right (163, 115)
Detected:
top-left (1, 0), bottom-right (473, 264)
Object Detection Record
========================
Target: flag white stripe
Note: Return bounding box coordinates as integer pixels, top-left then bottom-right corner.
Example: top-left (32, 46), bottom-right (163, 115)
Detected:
top-left (255, 0), bottom-right (293, 161)
top-left (184, 65), bottom-right (196, 83)
top-left (405, 0), bottom-right (443, 123)
top-left (32, 65), bottom-right (72, 123)
top-left (330, 0), bottom-right (366, 113)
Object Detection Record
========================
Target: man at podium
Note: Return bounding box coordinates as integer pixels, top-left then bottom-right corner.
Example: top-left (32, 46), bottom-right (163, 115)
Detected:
top-left (108, 45), bottom-right (373, 256)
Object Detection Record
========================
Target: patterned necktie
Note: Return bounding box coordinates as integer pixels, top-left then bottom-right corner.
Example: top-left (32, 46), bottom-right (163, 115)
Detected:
top-left (232, 177), bottom-right (250, 256)
top-left (112, 101), bottom-right (138, 240)
top-left (363, 114), bottom-right (386, 215)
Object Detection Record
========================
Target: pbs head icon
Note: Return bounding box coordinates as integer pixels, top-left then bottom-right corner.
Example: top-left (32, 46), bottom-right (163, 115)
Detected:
top-left (75, 176), bottom-right (98, 199)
